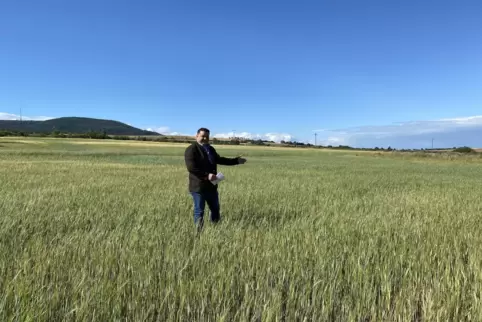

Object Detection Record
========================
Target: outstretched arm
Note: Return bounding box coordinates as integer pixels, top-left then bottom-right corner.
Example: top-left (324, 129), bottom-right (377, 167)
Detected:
top-left (213, 147), bottom-right (246, 166)
top-left (216, 154), bottom-right (240, 166)
top-left (185, 146), bottom-right (209, 180)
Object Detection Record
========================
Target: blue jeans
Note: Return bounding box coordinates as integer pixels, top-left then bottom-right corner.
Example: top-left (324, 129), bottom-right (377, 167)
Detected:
top-left (190, 190), bottom-right (220, 226)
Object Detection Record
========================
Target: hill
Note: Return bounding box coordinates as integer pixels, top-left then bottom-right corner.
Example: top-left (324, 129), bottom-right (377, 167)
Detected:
top-left (0, 117), bottom-right (160, 136)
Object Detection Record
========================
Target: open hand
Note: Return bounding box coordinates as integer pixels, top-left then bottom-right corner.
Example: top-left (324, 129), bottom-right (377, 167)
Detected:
top-left (208, 173), bottom-right (217, 181)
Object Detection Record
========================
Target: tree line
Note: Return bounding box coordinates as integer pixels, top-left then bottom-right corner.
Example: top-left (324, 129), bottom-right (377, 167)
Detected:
top-left (0, 129), bottom-right (476, 153)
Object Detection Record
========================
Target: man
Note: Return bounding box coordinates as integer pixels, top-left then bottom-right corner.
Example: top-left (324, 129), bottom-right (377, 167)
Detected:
top-left (184, 127), bottom-right (246, 232)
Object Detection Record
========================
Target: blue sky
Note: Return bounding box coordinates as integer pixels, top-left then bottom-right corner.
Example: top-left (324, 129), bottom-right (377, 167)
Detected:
top-left (1, 0), bottom-right (481, 148)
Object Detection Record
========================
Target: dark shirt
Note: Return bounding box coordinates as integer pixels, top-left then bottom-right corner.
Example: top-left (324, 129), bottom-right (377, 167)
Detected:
top-left (202, 144), bottom-right (215, 164)
top-left (184, 142), bottom-right (240, 192)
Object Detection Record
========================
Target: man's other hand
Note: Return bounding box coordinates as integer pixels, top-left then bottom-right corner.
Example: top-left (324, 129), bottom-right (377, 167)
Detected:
top-left (237, 157), bottom-right (247, 164)
top-left (208, 173), bottom-right (218, 181)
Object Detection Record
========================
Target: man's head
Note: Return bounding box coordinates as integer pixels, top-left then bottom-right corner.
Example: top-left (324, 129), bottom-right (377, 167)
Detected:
top-left (196, 127), bottom-right (210, 145)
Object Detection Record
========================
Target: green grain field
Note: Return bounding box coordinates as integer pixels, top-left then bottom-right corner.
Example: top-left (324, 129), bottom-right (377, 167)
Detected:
top-left (1, 137), bottom-right (482, 321)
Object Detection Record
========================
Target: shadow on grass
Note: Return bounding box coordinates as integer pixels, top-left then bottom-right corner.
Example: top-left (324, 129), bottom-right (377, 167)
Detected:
top-left (184, 210), bottom-right (288, 235)
top-left (224, 208), bottom-right (292, 230)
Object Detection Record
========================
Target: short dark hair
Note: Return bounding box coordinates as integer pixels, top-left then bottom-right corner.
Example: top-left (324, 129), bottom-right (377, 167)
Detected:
top-left (197, 127), bottom-right (210, 134)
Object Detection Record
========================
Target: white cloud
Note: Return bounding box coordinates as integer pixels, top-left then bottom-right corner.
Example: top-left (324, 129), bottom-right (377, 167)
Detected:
top-left (0, 112), bottom-right (53, 121)
top-left (213, 131), bottom-right (294, 143)
top-left (320, 136), bottom-right (347, 146)
top-left (145, 127), bottom-right (295, 143)
top-left (145, 126), bottom-right (190, 136)
top-left (314, 115), bottom-right (482, 149)
top-left (150, 126), bottom-right (170, 134)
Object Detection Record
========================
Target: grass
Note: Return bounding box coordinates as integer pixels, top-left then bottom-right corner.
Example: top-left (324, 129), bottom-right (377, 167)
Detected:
top-left (1, 137), bottom-right (482, 321)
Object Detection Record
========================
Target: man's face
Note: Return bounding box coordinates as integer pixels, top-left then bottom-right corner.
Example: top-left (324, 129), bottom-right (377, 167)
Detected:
top-left (196, 130), bottom-right (210, 144)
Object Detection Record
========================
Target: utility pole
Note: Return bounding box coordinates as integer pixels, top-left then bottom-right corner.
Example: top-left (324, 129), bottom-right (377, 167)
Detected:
top-left (232, 130), bottom-right (236, 139)
top-left (432, 138), bottom-right (434, 149)
top-left (20, 108), bottom-right (22, 122)
top-left (314, 132), bottom-right (317, 146)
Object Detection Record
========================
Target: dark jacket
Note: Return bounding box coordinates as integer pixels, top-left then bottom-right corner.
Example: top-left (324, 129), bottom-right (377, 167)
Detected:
top-left (184, 142), bottom-right (240, 192)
